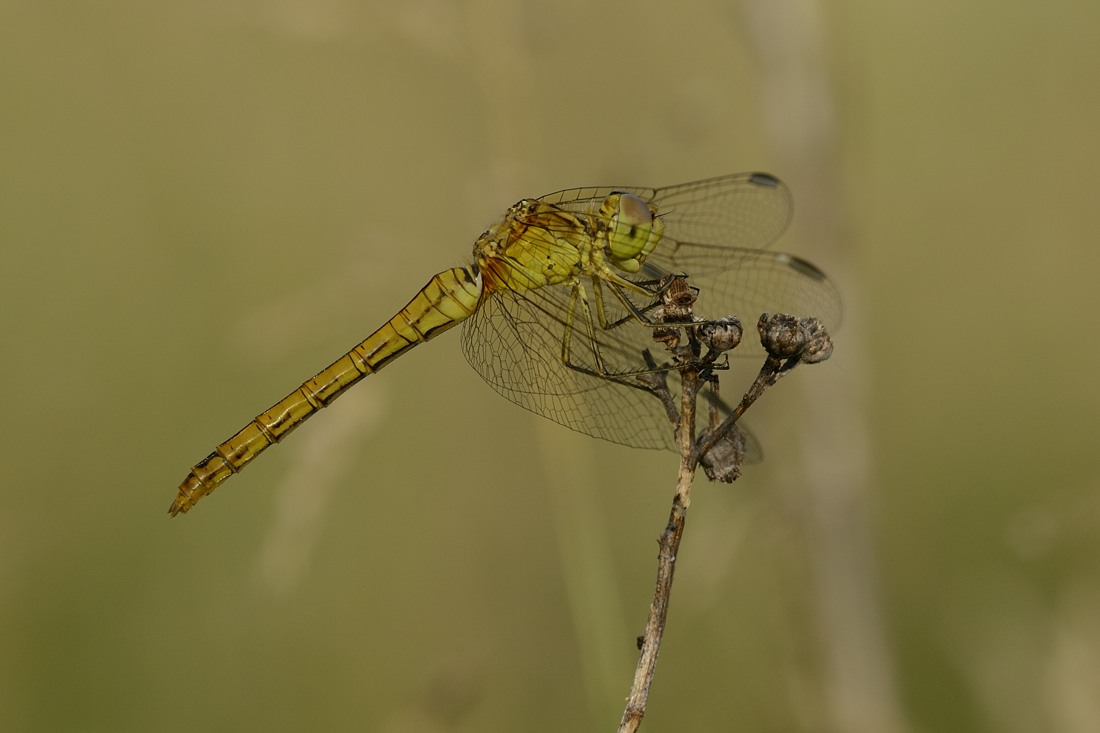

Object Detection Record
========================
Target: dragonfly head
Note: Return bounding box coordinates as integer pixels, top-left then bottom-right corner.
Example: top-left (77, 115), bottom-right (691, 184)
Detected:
top-left (603, 193), bottom-right (664, 273)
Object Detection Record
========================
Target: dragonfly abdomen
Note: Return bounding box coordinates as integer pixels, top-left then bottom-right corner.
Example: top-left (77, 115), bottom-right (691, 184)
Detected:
top-left (169, 267), bottom-right (482, 516)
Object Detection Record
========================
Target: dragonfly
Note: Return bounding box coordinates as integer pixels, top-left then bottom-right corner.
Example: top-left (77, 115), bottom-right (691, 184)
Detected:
top-left (170, 172), bottom-right (841, 516)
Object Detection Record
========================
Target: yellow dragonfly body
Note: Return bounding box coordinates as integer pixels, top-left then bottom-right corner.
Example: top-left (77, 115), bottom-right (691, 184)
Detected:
top-left (170, 173), bottom-right (840, 516)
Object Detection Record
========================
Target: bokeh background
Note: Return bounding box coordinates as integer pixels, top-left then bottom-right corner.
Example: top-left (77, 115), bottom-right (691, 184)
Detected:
top-left (2, 1), bottom-right (1098, 731)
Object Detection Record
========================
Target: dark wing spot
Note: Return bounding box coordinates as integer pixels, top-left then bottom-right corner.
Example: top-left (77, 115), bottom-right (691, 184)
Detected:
top-left (748, 172), bottom-right (781, 188)
top-left (785, 255), bottom-right (829, 281)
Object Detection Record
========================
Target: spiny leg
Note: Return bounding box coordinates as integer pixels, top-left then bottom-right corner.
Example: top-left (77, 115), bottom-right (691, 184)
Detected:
top-left (560, 277), bottom-right (685, 384)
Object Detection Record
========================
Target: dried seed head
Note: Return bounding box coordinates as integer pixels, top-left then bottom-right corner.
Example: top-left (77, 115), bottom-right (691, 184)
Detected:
top-left (658, 276), bottom-right (698, 322)
top-left (798, 317), bottom-right (834, 364)
top-left (698, 316), bottom-right (743, 353)
top-left (662, 276), bottom-right (697, 307)
top-left (651, 323), bottom-right (681, 350)
top-left (757, 313), bottom-right (806, 359)
top-left (700, 424), bottom-right (747, 483)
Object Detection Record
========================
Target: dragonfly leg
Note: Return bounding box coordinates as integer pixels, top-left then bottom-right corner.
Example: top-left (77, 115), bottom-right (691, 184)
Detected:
top-left (559, 278), bottom-right (680, 385)
top-left (603, 275), bottom-right (703, 330)
top-left (560, 280), bottom-right (612, 376)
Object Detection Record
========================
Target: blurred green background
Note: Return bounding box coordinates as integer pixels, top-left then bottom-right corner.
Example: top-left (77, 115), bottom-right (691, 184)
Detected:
top-left (2, 1), bottom-right (1098, 731)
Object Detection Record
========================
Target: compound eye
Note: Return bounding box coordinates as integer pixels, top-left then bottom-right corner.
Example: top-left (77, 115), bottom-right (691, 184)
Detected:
top-left (608, 194), bottom-right (660, 271)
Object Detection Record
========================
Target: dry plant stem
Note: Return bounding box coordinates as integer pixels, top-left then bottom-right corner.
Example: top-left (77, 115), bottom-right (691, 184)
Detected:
top-left (618, 294), bottom-right (833, 730)
top-left (695, 355), bottom-right (785, 461)
top-left (617, 366), bottom-right (701, 733)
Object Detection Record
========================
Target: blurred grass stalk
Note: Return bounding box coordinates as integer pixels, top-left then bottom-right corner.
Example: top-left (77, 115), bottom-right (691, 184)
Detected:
top-left (744, 1), bottom-right (907, 731)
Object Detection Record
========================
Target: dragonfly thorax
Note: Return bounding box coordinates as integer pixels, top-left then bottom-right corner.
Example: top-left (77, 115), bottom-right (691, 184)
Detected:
top-left (473, 199), bottom-right (586, 294)
top-left (601, 193), bottom-right (664, 273)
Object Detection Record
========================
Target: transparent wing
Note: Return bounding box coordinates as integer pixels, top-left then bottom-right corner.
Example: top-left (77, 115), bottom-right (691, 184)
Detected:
top-left (540, 171), bottom-right (794, 251)
top-left (541, 172), bottom-right (841, 354)
top-left (642, 250), bottom-right (841, 357)
top-left (461, 173), bottom-right (839, 451)
top-left (462, 280), bottom-right (773, 455)
top-left (461, 275), bottom-right (680, 450)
